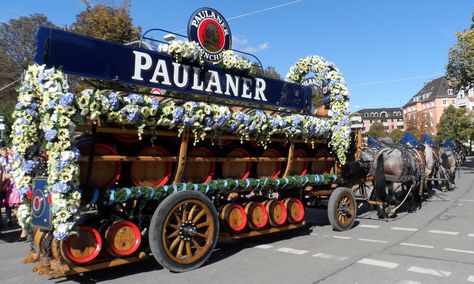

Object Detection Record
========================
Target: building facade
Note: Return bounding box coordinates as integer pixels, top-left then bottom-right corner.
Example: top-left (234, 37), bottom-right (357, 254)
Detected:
top-left (353, 107), bottom-right (404, 133)
top-left (455, 87), bottom-right (474, 110)
top-left (402, 77), bottom-right (457, 136)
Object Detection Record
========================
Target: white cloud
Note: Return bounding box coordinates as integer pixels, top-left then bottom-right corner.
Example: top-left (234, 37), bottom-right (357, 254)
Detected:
top-left (232, 35), bottom-right (269, 53)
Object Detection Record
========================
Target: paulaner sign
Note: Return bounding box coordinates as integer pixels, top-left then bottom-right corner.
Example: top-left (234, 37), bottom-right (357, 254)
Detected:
top-left (34, 28), bottom-right (311, 111)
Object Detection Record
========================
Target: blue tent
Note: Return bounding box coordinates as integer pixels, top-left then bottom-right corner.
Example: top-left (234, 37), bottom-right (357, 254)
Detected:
top-left (422, 133), bottom-right (435, 146)
top-left (401, 132), bottom-right (420, 148)
top-left (368, 136), bottom-right (381, 148)
top-left (443, 139), bottom-right (455, 148)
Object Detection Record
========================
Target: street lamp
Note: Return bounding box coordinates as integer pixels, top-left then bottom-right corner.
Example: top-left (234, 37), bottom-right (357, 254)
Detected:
top-left (0, 116), bottom-right (5, 147)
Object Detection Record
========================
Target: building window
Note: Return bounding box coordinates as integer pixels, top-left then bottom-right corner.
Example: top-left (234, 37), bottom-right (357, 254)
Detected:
top-left (430, 111), bottom-right (433, 117)
top-left (397, 125), bottom-right (404, 129)
top-left (448, 89), bottom-right (453, 96)
top-left (443, 100), bottom-right (447, 105)
top-left (451, 100), bottom-right (455, 104)
top-left (364, 113), bottom-right (368, 117)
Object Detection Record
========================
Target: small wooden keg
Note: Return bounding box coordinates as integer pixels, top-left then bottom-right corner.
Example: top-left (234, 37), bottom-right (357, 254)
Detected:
top-left (244, 202), bottom-right (268, 230)
top-left (289, 149), bottom-right (308, 176)
top-left (264, 199), bottom-right (287, 226)
top-left (220, 203), bottom-right (247, 233)
top-left (51, 226), bottom-right (102, 265)
top-left (104, 220), bottom-right (141, 257)
top-left (282, 198), bottom-right (305, 223)
top-left (183, 147), bottom-right (215, 183)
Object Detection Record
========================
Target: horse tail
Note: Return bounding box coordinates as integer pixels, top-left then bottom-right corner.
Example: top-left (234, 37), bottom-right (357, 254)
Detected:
top-left (374, 152), bottom-right (386, 202)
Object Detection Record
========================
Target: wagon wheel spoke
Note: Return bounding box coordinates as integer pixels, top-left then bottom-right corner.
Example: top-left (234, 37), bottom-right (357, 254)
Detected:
top-left (166, 230), bottom-right (179, 239)
top-left (167, 222), bottom-right (179, 230)
top-left (172, 212), bottom-right (181, 224)
top-left (181, 203), bottom-right (188, 222)
top-left (188, 204), bottom-right (198, 221)
top-left (192, 239), bottom-right (203, 250)
top-left (186, 241), bottom-right (192, 258)
top-left (169, 236), bottom-right (181, 252)
top-left (192, 210), bottom-right (206, 223)
top-left (195, 232), bottom-right (209, 239)
top-left (176, 240), bottom-right (185, 259)
top-left (195, 221), bottom-right (210, 229)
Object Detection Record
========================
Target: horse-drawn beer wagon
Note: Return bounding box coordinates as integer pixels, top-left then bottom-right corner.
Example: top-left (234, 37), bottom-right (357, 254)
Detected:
top-left (13, 8), bottom-right (358, 276)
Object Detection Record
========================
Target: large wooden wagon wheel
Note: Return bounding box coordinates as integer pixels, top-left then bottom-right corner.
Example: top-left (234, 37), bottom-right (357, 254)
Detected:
top-left (149, 190), bottom-right (219, 272)
top-left (327, 187), bottom-right (356, 231)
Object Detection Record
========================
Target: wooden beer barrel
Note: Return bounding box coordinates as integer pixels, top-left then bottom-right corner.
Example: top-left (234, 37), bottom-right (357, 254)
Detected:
top-left (264, 199), bottom-right (287, 226)
top-left (130, 146), bottom-right (172, 187)
top-left (244, 202), bottom-right (268, 230)
top-left (79, 144), bottom-right (121, 189)
top-left (283, 198), bottom-right (305, 223)
top-left (220, 203), bottom-right (247, 233)
top-left (289, 149), bottom-right (308, 176)
top-left (256, 149), bottom-right (281, 179)
top-left (311, 149), bottom-right (331, 174)
top-left (183, 147), bottom-right (215, 183)
top-left (104, 220), bottom-right (141, 257)
top-left (222, 148), bottom-right (251, 180)
top-left (113, 133), bottom-right (140, 144)
top-left (52, 226), bottom-right (102, 265)
top-left (33, 229), bottom-right (52, 255)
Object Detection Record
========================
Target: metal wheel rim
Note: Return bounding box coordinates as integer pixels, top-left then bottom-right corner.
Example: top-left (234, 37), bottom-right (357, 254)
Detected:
top-left (161, 199), bottom-right (215, 265)
top-left (336, 194), bottom-right (355, 227)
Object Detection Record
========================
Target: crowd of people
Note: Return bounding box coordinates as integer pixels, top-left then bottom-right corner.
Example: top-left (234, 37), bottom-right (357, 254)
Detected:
top-left (0, 147), bottom-right (28, 241)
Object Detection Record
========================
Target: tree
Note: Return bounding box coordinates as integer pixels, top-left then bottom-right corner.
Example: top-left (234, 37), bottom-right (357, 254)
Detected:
top-left (405, 112), bottom-right (431, 139)
top-left (71, 0), bottom-right (141, 44)
top-left (251, 65), bottom-right (282, 80)
top-left (437, 105), bottom-right (474, 143)
top-left (446, 9), bottom-right (474, 91)
top-left (367, 121), bottom-right (386, 138)
top-left (388, 129), bottom-right (404, 143)
top-left (0, 14), bottom-right (56, 137)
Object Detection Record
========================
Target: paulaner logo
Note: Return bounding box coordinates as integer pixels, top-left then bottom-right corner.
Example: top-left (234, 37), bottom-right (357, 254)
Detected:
top-left (188, 8), bottom-right (232, 63)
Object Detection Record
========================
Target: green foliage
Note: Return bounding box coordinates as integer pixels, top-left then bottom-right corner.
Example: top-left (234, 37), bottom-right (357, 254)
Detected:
top-left (251, 65), bottom-right (282, 80)
top-left (71, 0), bottom-right (141, 44)
top-left (437, 105), bottom-right (474, 143)
top-left (446, 9), bottom-right (474, 91)
top-left (367, 121), bottom-right (386, 138)
top-left (388, 129), bottom-right (404, 143)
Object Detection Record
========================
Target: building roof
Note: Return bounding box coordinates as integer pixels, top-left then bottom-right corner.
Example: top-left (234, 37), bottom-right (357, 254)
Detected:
top-left (403, 76), bottom-right (456, 108)
top-left (354, 107), bottom-right (403, 119)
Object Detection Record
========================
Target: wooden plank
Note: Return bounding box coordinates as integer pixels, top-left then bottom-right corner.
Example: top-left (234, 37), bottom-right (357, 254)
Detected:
top-left (78, 156), bottom-right (335, 163)
top-left (79, 156), bottom-right (178, 162)
top-left (282, 141), bottom-right (295, 178)
top-left (219, 221), bottom-right (306, 241)
top-left (173, 128), bottom-right (189, 184)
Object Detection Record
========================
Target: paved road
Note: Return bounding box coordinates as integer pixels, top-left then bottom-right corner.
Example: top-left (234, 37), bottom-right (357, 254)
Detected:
top-left (1, 159), bottom-right (474, 283)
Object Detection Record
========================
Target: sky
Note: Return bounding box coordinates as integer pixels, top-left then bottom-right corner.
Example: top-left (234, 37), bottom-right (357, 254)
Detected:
top-left (1, 0), bottom-right (473, 111)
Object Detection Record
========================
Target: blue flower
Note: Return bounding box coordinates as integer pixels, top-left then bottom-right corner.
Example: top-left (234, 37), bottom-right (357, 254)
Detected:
top-left (292, 115), bottom-right (302, 127)
top-left (59, 93), bottom-right (74, 107)
top-left (109, 93), bottom-right (120, 110)
top-left (215, 114), bottom-right (229, 127)
top-left (26, 108), bottom-right (38, 118)
top-left (52, 181), bottom-right (71, 194)
top-left (13, 153), bottom-right (20, 160)
top-left (18, 186), bottom-right (30, 197)
top-left (128, 93), bottom-right (144, 104)
top-left (37, 73), bottom-right (46, 84)
top-left (173, 106), bottom-right (184, 122)
top-left (45, 129), bottom-right (58, 141)
top-left (58, 160), bottom-right (71, 170)
top-left (21, 160), bottom-right (37, 174)
top-left (204, 117), bottom-right (213, 127)
top-left (15, 102), bottom-right (24, 110)
top-left (339, 118), bottom-right (350, 125)
top-left (46, 100), bottom-right (57, 110)
top-left (126, 109), bottom-right (140, 122)
top-left (53, 230), bottom-right (68, 241)
top-left (150, 97), bottom-right (160, 109)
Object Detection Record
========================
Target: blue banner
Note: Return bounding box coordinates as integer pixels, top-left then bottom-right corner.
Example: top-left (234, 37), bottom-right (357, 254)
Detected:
top-left (35, 27), bottom-right (311, 112)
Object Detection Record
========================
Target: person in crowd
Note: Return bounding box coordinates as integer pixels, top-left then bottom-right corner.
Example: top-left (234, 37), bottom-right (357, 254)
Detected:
top-left (0, 148), bottom-right (5, 231)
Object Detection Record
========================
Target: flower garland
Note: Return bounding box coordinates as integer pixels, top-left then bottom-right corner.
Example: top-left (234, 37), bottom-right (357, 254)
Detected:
top-left (74, 89), bottom-right (332, 147)
top-left (97, 174), bottom-right (338, 205)
top-left (158, 40), bottom-right (252, 73)
top-left (11, 65), bottom-right (44, 230)
top-left (12, 65), bottom-right (81, 240)
top-left (286, 55), bottom-right (351, 164)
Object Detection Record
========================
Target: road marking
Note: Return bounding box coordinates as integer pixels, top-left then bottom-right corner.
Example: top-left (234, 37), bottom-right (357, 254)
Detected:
top-left (459, 199), bottom-right (474, 202)
top-left (359, 224), bottom-right (380, 228)
top-left (357, 258), bottom-right (399, 269)
top-left (428, 230), bottom-right (459, 236)
top-left (468, 233), bottom-right (474, 237)
top-left (400, 242), bottom-right (434, 249)
top-left (277, 247), bottom-right (308, 255)
top-left (397, 281), bottom-right (421, 284)
top-left (391, 227), bottom-right (418, 232)
top-left (407, 266), bottom-right (451, 277)
top-left (457, 203), bottom-right (464, 206)
top-left (467, 275), bottom-right (474, 282)
top-left (333, 235), bottom-right (351, 240)
top-left (255, 244), bottom-right (273, 249)
top-left (312, 252), bottom-right (348, 261)
top-left (444, 248), bottom-right (474, 254)
top-left (358, 238), bottom-right (388, 244)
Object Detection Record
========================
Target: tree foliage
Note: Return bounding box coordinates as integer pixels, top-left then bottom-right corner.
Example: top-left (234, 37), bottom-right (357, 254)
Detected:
top-left (71, 0), bottom-right (141, 44)
top-left (437, 105), bottom-right (474, 143)
top-left (251, 65), bottom-right (282, 80)
top-left (446, 9), bottom-right (474, 91)
top-left (388, 129), bottom-right (404, 143)
top-left (404, 111), bottom-right (432, 139)
top-left (367, 121), bottom-right (386, 138)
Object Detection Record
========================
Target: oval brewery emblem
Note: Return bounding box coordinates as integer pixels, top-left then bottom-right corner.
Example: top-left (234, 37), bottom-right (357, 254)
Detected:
top-left (188, 7), bottom-right (232, 63)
